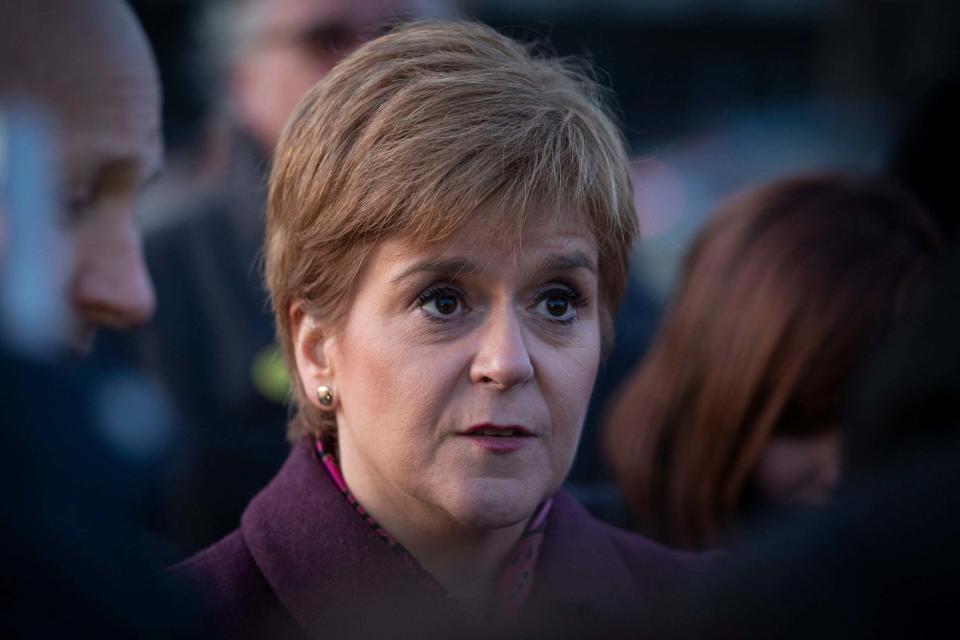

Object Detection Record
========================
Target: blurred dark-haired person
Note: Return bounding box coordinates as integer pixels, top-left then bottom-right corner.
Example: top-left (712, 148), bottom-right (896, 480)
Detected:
top-left (661, 247), bottom-right (960, 640)
top-left (120, 0), bottom-right (446, 554)
top-left (603, 173), bottom-right (943, 550)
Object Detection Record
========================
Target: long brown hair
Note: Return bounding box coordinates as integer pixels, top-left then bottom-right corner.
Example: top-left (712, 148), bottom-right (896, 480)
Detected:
top-left (603, 173), bottom-right (942, 549)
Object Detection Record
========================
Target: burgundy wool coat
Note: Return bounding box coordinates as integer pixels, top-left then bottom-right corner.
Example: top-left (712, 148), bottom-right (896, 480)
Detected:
top-left (172, 438), bottom-right (717, 638)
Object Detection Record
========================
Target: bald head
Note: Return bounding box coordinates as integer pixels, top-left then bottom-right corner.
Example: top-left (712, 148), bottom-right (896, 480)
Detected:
top-left (1, 0), bottom-right (160, 136)
top-left (0, 0), bottom-right (163, 352)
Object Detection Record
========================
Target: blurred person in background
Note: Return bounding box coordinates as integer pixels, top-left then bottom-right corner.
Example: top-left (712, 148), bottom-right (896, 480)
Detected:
top-left (1, 0), bottom-right (161, 354)
top-left (602, 173), bottom-right (943, 550)
top-left (207, 0), bottom-right (433, 157)
top-left (0, 0), bottom-right (198, 635)
top-left (656, 245), bottom-right (960, 640)
top-left (122, 0), bottom-right (443, 554)
top-left (175, 21), bottom-right (715, 638)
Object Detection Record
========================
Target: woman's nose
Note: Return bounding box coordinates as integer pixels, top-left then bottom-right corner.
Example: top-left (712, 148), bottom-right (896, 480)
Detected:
top-left (469, 306), bottom-right (534, 390)
top-left (71, 219), bottom-right (156, 330)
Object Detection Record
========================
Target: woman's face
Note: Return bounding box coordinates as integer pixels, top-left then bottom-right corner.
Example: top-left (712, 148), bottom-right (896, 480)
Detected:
top-left (297, 211), bottom-right (602, 531)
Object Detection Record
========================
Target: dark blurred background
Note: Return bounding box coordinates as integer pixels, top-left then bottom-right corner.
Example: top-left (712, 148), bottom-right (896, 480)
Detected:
top-left (133, 0), bottom-right (960, 226)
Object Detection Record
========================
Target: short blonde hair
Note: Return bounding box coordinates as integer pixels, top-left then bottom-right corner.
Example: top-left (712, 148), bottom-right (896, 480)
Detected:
top-left (266, 21), bottom-right (637, 440)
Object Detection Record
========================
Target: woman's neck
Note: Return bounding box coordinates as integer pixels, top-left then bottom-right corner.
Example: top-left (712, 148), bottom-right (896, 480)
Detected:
top-left (394, 513), bottom-right (529, 612)
top-left (338, 449), bottom-right (531, 611)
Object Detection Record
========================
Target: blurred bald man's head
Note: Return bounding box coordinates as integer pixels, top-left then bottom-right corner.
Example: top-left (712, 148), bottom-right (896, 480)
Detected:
top-left (0, 0), bottom-right (163, 353)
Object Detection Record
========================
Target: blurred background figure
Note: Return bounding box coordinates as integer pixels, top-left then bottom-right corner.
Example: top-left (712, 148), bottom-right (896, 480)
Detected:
top-left (1, 0), bottom-right (161, 355)
top-left (106, 0), bottom-right (451, 554)
top-left (655, 246), bottom-right (960, 640)
top-left (603, 173), bottom-right (943, 550)
top-left (0, 0), bottom-right (195, 635)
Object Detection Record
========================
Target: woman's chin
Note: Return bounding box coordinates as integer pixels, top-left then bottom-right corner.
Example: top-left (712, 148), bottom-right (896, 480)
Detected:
top-left (439, 477), bottom-right (547, 531)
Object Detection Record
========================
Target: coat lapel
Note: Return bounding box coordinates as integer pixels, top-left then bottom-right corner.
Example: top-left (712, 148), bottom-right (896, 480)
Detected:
top-left (240, 439), bottom-right (458, 635)
top-left (240, 440), bottom-right (650, 635)
top-left (529, 490), bottom-right (637, 623)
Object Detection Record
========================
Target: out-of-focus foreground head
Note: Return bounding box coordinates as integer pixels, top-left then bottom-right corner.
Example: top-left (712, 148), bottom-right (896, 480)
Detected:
top-left (0, 0), bottom-right (162, 354)
top-left (603, 173), bottom-right (943, 550)
top-left (209, 0), bottom-right (434, 153)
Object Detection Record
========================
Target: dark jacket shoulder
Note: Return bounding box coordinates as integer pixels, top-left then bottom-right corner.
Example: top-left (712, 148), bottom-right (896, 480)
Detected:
top-left (605, 514), bottom-right (722, 584)
top-left (170, 531), bottom-right (302, 640)
top-left (529, 490), bottom-right (721, 630)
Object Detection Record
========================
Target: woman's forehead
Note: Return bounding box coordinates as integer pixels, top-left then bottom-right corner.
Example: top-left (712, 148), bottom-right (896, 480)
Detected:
top-left (379, 215), bottom-right (599, 278)
top-left (403, 202), bottom-right (594, 250)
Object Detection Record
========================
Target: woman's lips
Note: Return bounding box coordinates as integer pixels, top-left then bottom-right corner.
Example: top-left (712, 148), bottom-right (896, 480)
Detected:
top-left (459, 424), bottom-right (534, 454)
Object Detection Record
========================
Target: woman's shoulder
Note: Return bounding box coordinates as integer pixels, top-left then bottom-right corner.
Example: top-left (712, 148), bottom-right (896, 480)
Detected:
top-left (524, 490), bottom-right (722, 629)
top-left (547, 490), bottom-right (723, 587)
top-left (169, 531), bottom-right (302, 639)
top-left (170, 530), bottom-right (258, 593)
top-left (603, 517), bottom-right (725, 579)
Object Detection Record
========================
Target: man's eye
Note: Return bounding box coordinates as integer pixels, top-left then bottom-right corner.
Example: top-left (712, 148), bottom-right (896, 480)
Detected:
top-left (64, 194), bottom-right (95, 222)
top-left (417, 287), bottom-right (467, 320)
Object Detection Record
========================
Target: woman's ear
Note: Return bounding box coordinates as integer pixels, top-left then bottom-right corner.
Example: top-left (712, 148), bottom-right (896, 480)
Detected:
top-left (289, 300), bottom-right (337, 409)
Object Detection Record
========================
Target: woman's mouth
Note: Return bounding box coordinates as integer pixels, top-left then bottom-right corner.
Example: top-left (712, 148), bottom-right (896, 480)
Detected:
top-left (460, 424), bottom-right (535, 453)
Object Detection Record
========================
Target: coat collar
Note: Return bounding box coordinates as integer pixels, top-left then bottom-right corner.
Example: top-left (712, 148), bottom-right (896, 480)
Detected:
top-left (529, 490), bottom-right (637, 621)
top-left (240, 439), bottom-right (459, 635)
top-left (240, 439), bottom-right (638, 634)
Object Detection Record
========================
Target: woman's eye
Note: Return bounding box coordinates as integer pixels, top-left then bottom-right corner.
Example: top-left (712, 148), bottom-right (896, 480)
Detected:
top-left (417, 287), bottom-right (467, 320)
top-left (433, 294), bottom-right (459, 315)
top-left (534, 288), bottom-right (581, 323)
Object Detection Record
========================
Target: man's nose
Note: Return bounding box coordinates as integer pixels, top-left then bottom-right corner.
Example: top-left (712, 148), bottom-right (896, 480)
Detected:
top-left (469, 305), bottom-right (534, 390)
top-left (71, 220), bottom-right (155, 330)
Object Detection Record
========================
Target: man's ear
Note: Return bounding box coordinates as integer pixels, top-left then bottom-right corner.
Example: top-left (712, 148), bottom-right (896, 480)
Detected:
top-left (289, 300), bottom-right (337, 409)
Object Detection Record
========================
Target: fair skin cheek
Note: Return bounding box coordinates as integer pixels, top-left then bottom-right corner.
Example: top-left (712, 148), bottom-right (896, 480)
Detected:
top-left (292, 217), bottom-right (602, 608)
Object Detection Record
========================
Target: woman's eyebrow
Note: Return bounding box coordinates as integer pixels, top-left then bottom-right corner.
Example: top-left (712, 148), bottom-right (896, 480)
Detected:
top-left (538, 250), bottom-right (597, 275)
top-left (390, 257), bottom-right (479, 284)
